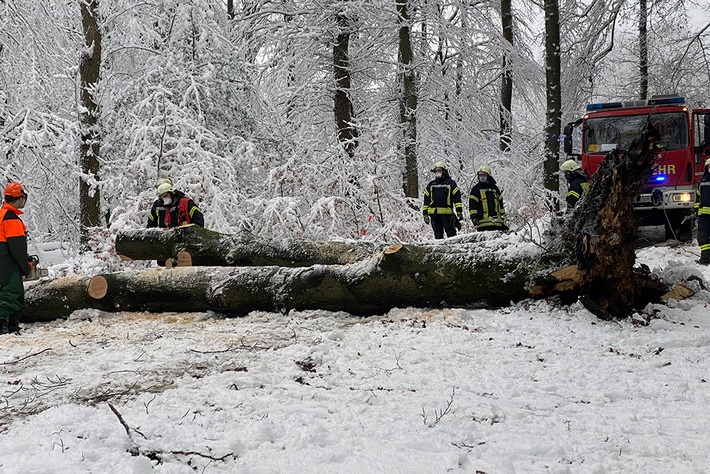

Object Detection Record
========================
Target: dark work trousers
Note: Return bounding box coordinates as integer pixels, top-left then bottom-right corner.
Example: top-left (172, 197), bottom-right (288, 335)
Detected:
top-left (698, 215), bottom-right (710, 263)
top-left (430, 214), bottom-right (457, 239)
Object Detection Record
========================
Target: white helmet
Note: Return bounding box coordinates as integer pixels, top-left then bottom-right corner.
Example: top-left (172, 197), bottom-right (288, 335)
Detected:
top-left (560, 159), bottom-right (581, 172)
top-left (706, 157), bottom-right (710, 169)
top-left (156, 182), bottom-right (174, 195)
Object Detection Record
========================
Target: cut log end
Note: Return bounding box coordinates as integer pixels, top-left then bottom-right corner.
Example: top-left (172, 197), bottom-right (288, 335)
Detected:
top-left (87, 275), bottom-right (108, 300)
top-left (384, 244), bottom-right (403, 255)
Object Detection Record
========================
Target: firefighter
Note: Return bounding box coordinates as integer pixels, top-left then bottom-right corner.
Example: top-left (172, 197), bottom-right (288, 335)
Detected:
top-left (560, 159), bottom-right (590, 209)
top-left (0, 182), bottom-right (31, 334)
top-left (147, 180), bottom-right (204, 228)
top-left (422, 162), bottom-right (463, 239)
top-left (694, 158), bottom-right (710, 265)
top-left (469, 165), bottom-right (507, 231)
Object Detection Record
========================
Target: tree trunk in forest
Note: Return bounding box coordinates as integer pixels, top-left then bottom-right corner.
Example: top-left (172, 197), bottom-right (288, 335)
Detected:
top-left (500, 0), bottom-right (513, 152)
top-left (543, 0), bottom-right (561, 199)
top-left (638, 0), bottom-right (648, 99)
top-left (79, 0), bottom-right (102, 248)
top-left (115, 225), bottom-right (381, 267)
top-left (333, 7), bottom-right (359, 159)
top-left (397, 0), bottom-right (419, 198)
top-left (25, 242), bottom-right (540, 322)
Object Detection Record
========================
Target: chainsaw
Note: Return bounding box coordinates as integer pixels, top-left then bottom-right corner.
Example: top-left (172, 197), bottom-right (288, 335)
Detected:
top-left (24, 255), bottom-right (49, 281)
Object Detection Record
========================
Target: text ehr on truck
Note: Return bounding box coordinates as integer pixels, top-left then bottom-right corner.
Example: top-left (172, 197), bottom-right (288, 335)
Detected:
top-left (564, 94), bottom-right (710, 241)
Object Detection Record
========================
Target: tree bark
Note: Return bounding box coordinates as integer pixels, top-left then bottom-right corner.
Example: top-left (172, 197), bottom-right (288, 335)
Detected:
top-left (397, 0), bottom-right (419, 198)
top-left (79, 0), bottom-right (102, 247)
top-left (500, 0), bottom-right (513, 152)
top-left (543, 0), bottom-right (561, 199)
top-left (638, 0), bottom-right (648, 99)
top-left (551, 123), bottom-right (666, 318)
top-left (114, 225), bottom-right (381, 267)
top-left (333, 6), bottom-right (359, 159)
top-left (25, 242), bottom-right (541, 322)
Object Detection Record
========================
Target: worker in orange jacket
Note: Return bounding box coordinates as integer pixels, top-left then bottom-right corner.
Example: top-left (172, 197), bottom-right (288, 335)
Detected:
top-left (0, 182), bottom-right (31, 334)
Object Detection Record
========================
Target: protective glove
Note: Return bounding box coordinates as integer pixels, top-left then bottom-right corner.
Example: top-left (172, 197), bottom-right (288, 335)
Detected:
top-left (423, 215), bottom-right (430, 225)
top-left (471, 218), bottom-right (478, 226)
top-left (456, 210), bottom-right (463, 220)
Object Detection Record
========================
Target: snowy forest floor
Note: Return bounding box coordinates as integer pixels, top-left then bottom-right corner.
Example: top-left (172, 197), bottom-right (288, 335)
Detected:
top-left (1, 237), bottom-right (710, 473)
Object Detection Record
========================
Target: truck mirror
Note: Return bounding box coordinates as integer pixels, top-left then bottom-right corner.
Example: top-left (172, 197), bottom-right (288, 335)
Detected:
top-left (563, 124), bottom-right (573, 155)
top-left (705, 114), bottom-right (710, 146)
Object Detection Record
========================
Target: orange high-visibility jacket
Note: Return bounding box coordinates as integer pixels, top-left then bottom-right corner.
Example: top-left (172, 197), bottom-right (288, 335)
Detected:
top-left (0, 202), bottom-right (30, 284)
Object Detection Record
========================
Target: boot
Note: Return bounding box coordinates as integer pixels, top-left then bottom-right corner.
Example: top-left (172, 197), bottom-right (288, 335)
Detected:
top-left (698, 250), bottom-right (710, 266)
top-left (7, 314), bottom-right (20, 333)
top-left (0, 319), bottom-right (8, 335)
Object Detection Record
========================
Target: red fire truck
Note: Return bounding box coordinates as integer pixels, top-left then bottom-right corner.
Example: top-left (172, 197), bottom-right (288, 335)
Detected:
top-left (563, 94), bottom-right (710, 240)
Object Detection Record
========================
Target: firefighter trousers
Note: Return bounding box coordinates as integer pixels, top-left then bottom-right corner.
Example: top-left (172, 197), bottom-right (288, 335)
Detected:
top-left (430, 214), bottom-right (457, 239)
top-left (698, 215), bottom-right (710, 264)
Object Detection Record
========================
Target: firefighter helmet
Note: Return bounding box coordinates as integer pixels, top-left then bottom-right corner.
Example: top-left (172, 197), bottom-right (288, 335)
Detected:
top-left (477, 165), bottom-right (492, 176)
top-left (430, 161), bottom-right (447, 172)
top-left (157, 178), bottom-right (173, 187)
top-left (4, 182), bottom-right (26, 198)
top-left (157, 182), bottom-right (174, 196)
top-left (560, 160), bottom-right (581, 172)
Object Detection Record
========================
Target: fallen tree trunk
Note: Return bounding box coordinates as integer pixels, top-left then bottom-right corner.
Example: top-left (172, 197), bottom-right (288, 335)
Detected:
top-left (25, 238), bottom-right (546, 322)
top-left (115, 226), bottom-right (382, 267)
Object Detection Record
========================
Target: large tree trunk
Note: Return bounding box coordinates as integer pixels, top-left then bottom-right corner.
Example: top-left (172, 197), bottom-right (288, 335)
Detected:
top-left (500, 0), bottom-right (513, 152)
top-left (79, 0), bottom-right (102, 248)
top-left (115, 226), bottom-right (381, 267)
top-left (397, 0), bottom-right (419, 198)
top-left (333, 5), bottom-right (359, 159)
top-left (543, 0), bottom-right (561, 198)
top-left (25, 241), bottom-right (542, 322)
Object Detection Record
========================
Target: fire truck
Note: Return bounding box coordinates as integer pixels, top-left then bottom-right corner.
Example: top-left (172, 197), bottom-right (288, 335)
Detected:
top-left (563, 94), bottom-right (710, 241)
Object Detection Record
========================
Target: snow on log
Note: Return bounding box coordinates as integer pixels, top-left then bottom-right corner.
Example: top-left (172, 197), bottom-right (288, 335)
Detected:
top-left (114, 225), bottom-right (381, 267)
top-left (25, 234), bottom-right (546, 322)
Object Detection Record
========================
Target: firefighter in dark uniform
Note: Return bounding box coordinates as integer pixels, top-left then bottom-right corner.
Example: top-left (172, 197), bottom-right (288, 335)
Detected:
top-left (422, 162), bottom-right (463, 239)
top-left (0, 182), bottom-right (31, 334)
top-left (469, 165), bottom-right (507, 231)
top-left (147, 180), bottom-right (204, 228)
top-left (560, 159), bottom-right (590, 209)
top-left (694, 158), bottom-right (710, 265)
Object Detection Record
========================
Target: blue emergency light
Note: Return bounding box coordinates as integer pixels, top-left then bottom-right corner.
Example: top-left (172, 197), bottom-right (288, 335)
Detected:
top-left (653, 174), bottom-right (667, 183)
top-left (586, 95), bottom-right (685, 111)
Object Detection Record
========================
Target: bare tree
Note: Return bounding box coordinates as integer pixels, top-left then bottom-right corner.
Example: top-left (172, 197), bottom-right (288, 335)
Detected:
top-left (333, 4), bottom-right (359, 160)
top-left (500, 0), bottom-right (513, 152)
top-left (79, 0), bottom-right (102, 247)
top-left (638, 0), bottom-right (648, 99)
top-left (544, 0), bottom-right (561, 198)
top-left (397, 0), bottom-right (419, 198)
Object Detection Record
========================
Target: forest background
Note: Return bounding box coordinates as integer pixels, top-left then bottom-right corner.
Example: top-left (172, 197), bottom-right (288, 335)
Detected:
top-left (1, 0), bottom-right (709, 255)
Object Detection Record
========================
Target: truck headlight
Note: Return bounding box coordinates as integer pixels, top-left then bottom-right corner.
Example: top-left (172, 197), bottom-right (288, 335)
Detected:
top-left (671, 193), bottom-right (692, 203)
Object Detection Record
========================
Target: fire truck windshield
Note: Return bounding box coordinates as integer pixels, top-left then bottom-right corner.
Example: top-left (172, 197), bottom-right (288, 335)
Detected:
top-left (583, 112), bottom-right (688, 154)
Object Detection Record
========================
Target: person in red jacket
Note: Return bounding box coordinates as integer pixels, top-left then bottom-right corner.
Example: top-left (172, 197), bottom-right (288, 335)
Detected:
top-left (0, 182), bottom-right (31, 334)
top-left (147, 179), bottom-right (204, 228)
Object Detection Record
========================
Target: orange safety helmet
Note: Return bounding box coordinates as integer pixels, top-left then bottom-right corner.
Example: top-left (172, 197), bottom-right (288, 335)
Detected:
top-left (4, 182), bottom-right (27, 198)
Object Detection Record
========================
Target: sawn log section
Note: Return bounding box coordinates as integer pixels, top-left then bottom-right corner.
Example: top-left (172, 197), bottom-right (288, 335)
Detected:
top-left (24, 240), bottom-right (540, 322)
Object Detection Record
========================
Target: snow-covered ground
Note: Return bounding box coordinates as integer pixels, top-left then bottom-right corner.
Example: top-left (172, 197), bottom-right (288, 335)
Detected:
top-left (2, 240), bottom-right (710, 473)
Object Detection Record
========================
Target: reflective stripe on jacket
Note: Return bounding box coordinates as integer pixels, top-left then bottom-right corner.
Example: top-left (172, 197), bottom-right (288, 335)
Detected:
top-left (469, 179), bottom-right (505, 229)
top-left (567, 171), bottom-right (590, 208)
top-left (695, 172), bottom-right (710, 216)
top-left (422, 176), bottom-right (463, 216)
top-left (147, 191), bottom-right (204, 228)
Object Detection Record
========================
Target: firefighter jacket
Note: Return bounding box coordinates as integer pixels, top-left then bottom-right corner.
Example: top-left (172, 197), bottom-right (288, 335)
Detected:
top-left (0, 202), bottom-right (30, 284)
top-left (694, 170), bottom-right (710, 217)
top-left (422, 175), bottom-right (463, 216)
top-left (566, 170), bottom-right (590, 208)
top-left (147, 191), bottom-right (204, 229)
top-left (469, 177), bottom-right (506, 230)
